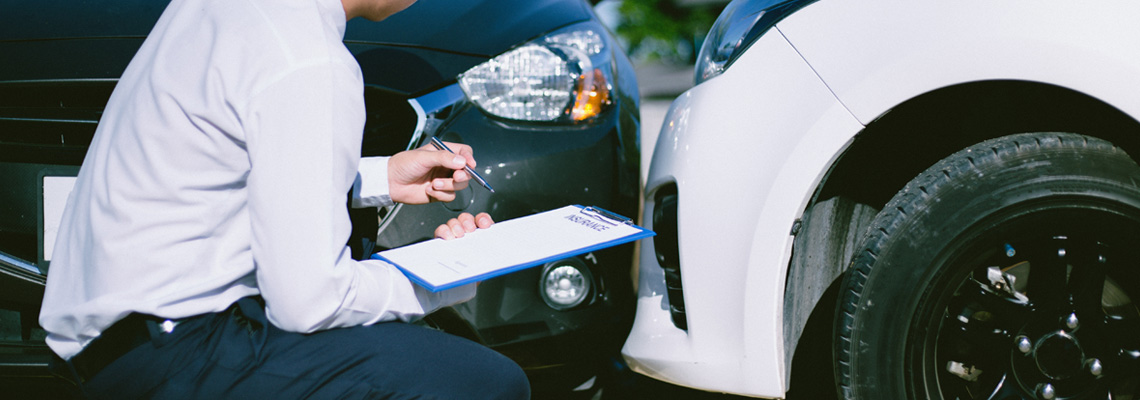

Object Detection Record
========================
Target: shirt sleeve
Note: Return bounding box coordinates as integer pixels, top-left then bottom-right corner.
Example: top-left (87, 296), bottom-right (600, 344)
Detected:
top-left (242, 60), bottom-right (474, 333)
top-left (351, 156), bottom-right (394, 208)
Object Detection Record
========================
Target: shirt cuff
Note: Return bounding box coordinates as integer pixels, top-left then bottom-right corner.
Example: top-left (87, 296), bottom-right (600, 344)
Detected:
top-left (352, 156), bottom-right (393, 208)
top-left (414, 282), bottom-right (478, 311)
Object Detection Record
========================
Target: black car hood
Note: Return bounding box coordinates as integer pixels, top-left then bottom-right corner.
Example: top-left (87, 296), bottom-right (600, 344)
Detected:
top-left (0, 0), bottom-right (168, 41)
top-left (347, 0), bottom-right (591, 57)
top-left (2, 0), bottom-right (590, 57)
top-left (347, 0), bottom-right (594, 95)
top-left (1, 0), bottom-right (592, 95)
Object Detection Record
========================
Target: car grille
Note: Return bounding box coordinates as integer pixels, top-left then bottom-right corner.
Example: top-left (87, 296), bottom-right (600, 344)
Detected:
top-left (0, 80), bottom-right (110, 165)
top-left (652, 184), bottom-right (686, 330)
top-left (0, 80), bottom-right (424, 268)
top-left (0, 80), bottom-right (109, 270)
top-left (361, 87), bottom-right (421, 157)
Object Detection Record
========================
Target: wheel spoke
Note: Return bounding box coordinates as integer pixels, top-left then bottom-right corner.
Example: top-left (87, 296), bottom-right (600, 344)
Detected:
top-left (1067, 243), bottom-right (1109, 316)
top-left (940, 313), bottom-right (1011, 369)
top-left (1108, 374), bottom-right (1140, 399)
top-left (1024, 240), bottom-right (1070, 311)
top-left (1105, 316), bottom-right (1140, 347)
top-left (983, 372), bottom-right (1030, 400)
top-left (953, 276), bottom-right (1032, 330)
top-left (1104, 316), bottom-right (1140, 372)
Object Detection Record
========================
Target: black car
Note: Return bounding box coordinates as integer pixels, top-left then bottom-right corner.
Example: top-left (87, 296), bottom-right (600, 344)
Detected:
top-left (0, 0), bottom-right (642, 398)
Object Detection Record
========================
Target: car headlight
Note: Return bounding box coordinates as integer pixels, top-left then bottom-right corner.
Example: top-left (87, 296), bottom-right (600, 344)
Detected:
top-left (458, 23), bottom-right (613, 123)
top-left (694, 0), bottom-right (816, 84)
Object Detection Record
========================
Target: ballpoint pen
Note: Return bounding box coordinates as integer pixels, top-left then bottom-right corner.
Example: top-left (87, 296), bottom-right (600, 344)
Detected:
top-left (430, 136), bottom-right (495, 193)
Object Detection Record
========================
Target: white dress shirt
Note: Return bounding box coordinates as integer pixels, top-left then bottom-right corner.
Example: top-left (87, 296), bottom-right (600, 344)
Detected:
top-left (39, 0), bottom-right (475, 360)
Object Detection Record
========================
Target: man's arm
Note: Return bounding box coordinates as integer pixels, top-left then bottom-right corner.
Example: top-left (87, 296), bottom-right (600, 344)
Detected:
top-left (243, 61), bottom-right (473, 333)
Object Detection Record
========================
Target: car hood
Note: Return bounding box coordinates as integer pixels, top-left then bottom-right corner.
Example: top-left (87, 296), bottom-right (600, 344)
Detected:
top-left (347, 0), bottom-right (591, 57)
top-left (2, 0), bottom-right (590, 52)
top-left (1, 0), bottom-right (592, 95)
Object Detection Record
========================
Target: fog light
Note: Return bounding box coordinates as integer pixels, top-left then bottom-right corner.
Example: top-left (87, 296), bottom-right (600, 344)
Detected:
top-left (540, 259), bottom-right (593, 310)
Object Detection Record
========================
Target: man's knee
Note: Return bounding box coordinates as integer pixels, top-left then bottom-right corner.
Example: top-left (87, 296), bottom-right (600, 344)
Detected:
top-left (484, 354), bottom-right (530, 400)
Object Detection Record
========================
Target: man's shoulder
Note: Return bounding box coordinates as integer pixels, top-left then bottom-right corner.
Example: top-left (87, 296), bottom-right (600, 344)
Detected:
top-left (234, 0), bottom-right (348, 60)
top-left (165, 0), bottom-right (347, 64)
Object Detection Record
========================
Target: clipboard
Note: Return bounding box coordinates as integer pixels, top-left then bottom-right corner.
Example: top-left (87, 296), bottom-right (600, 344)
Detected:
top-left (371, 205), bottom-right (655, 292)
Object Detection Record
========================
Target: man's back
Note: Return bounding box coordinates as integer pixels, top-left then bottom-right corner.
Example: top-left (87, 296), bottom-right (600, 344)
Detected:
top-left (39, 0), bottom-right (365, 359)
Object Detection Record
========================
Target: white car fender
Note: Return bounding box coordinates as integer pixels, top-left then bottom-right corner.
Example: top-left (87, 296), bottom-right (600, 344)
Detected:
top-left (780, 1), bottom-right (1140, 125)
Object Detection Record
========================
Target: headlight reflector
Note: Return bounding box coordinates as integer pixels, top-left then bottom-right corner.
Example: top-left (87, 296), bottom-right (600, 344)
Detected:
top-left (459, 24), bottom-right (613, 123)
top-left (458, 44), bottom-right (579, 122)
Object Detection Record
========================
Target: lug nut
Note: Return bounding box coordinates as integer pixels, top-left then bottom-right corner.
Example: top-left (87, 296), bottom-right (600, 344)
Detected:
top-left (1017, 336), bottom-right (1033, 354)
top-left (1065, 313), bottom-right (1079, 330)
top-left (1039, 383), bottom-right (1056, 400)
top-left (1089, 358), bottom-right (1103, 376)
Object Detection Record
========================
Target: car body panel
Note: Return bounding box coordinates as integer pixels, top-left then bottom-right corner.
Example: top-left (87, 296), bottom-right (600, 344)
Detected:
top-left (780, 1), bottom-right (1140, 126)
top-left (3, 0), bottom-right (590, 58)
top-left (623, 30), bottom-right (861, 397)
top-left (624, 0), bottom-right (1140, 397)
top-left (346, 0), bottom-right (591, 56)
top-left (0, 0), bottom-right (167, 41)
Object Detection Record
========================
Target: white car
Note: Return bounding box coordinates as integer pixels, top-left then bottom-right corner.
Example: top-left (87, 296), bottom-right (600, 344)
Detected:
top-left (623, 1), bottom-right (1140, 399)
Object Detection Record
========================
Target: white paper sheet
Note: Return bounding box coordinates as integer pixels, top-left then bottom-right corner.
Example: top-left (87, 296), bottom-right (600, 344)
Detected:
top-left (373, 205), bottom-right (654, 291)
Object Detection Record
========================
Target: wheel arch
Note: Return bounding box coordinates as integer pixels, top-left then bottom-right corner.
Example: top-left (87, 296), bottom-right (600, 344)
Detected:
top-left (782, 79), bottom-right (1140, 391)
top-left (817, 80), bottom-right (1140, 211)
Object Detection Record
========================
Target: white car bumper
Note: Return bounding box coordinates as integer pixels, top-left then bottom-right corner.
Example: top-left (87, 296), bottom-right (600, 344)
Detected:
top-left (621, 29), bottom-right (862, 398)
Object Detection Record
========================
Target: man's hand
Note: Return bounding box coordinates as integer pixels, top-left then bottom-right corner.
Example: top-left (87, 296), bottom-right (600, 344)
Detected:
top-left (388, 142), bottom-right (476, 204)
top-left (435, 212), bottom-right (494, 240)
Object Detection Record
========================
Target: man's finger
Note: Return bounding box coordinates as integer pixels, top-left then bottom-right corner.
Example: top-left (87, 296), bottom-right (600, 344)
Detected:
top-left (426, 185), bottom-right (457, 203)
top-left (456, 213), bottom-right (477, 232)
top-left (435, 224), bottom-right (456, 240)
top-left (475, 212), bottom-right (494, 229)
top-left (423, 141), bottom-right (475, 170)
top-left (447, 218), bottom-right (466, 238)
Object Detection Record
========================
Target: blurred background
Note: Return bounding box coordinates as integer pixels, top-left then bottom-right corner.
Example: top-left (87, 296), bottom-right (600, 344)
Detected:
top-left (595, 0), bottom-right (728, 179)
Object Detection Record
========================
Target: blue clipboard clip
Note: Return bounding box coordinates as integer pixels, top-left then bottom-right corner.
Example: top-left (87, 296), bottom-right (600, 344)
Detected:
top-left (580, 206), bottom-right (634, 226)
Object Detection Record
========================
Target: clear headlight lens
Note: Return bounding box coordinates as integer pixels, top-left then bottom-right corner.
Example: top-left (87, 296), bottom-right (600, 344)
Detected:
top-left (459, 24), bottom-right (613, 123)
top-left (539, 259), bottom-right (593, 310)
top-left (694, 0), bottom-right (815, 84)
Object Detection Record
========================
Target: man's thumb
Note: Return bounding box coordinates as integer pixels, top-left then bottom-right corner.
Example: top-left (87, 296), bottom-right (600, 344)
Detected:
top-left (436, 152), bottom-right (467, 170)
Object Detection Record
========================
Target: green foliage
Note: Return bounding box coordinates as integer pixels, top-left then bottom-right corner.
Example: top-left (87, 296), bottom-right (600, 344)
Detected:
top-left (616, 0), bottom-right (726, 63)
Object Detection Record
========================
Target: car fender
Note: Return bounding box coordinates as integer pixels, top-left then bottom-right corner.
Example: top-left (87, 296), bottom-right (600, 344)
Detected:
top-left (780, 1), bottom-right (1140, 125)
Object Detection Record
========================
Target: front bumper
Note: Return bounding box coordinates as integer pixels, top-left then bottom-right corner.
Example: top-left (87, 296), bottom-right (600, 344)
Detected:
top-left (353, 82), bottom-right (642, 394)
top-left (620, 30), bottom-right (863, 398)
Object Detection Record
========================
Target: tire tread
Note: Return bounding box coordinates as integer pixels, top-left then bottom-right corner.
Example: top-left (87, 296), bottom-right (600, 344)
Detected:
top-left (833, 132), bottom-right (1130, 399)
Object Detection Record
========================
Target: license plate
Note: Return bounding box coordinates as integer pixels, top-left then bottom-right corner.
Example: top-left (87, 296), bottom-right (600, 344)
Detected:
top-left (42, 175), bottom-right (77, 264)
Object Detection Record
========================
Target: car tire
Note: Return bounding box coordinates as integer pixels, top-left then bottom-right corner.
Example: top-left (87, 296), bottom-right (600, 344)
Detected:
top-left (834, 132), bottom-right (1140, 399)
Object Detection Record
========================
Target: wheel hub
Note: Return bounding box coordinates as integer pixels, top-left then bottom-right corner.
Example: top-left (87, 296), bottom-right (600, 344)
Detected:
top-left (935, 234), bottom-right (1140, 399)
top-left (1032, 330), bottom-right (1084, 380)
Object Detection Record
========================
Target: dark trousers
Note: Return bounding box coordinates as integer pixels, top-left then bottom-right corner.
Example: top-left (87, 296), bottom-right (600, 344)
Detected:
top-left (56, 297), bottom-right (530, 399)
